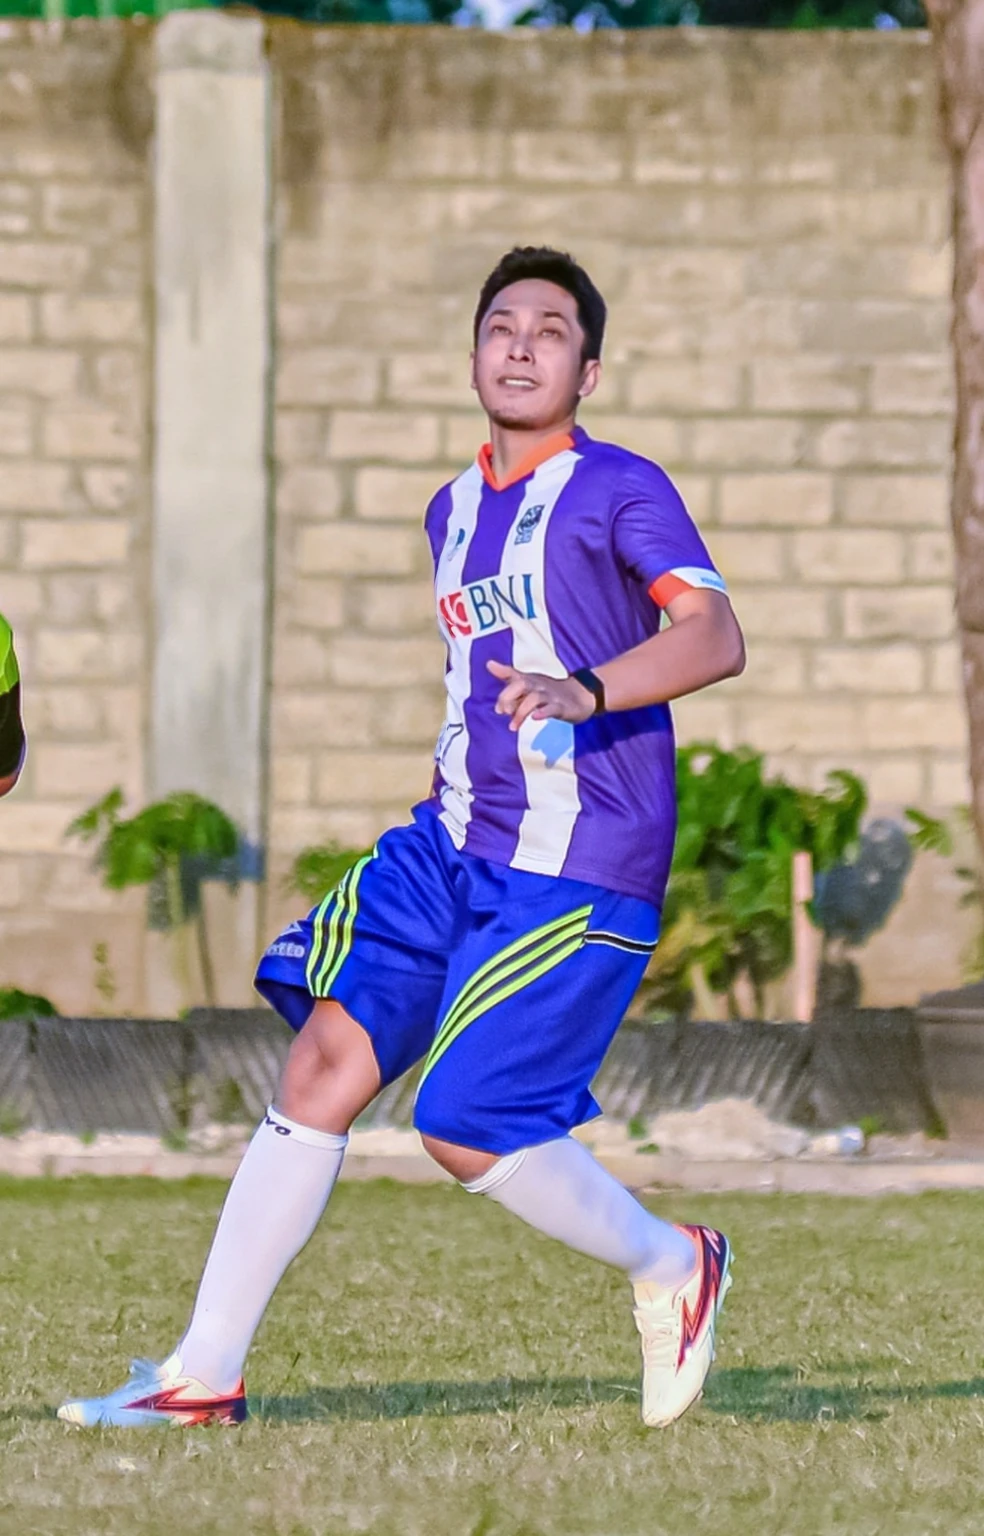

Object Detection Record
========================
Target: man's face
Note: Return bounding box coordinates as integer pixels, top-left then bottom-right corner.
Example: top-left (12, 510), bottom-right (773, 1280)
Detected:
top-left (471, 278), bottom-right (600, 432)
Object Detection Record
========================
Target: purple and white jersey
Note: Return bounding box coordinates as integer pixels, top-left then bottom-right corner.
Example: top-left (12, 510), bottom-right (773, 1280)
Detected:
top-left (417, 426), bottom-right (726, 909)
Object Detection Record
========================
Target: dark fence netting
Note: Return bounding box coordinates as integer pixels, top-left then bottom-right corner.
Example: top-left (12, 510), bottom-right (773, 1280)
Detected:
top-left (0, 1008), bottom-right (941, 1140)
top-left (0, 1020), bottom-right (30, 1132)
top-left (30, 1018), bottom-right (188, 1136)
top-left (187, 1008), bottom-right (294, 1125)
top-left (809, 1010), bottom-right (940, 1134)
top-left (0, 1011), bottom-right (291, 1137)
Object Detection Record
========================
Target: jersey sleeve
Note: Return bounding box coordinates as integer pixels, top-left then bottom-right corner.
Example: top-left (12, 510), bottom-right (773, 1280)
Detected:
top-left (0, 614), bottom-right (25, 778)
top-left (424, 483), bottom-right (454, 570)
top-left (610, 459), bottom-right (726, 607)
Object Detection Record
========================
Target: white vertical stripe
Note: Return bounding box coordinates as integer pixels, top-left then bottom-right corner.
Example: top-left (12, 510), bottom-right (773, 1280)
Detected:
top-left (498, 452), bottom-right (582, 876)
top-left (435, 470), bottom-right (484, 850)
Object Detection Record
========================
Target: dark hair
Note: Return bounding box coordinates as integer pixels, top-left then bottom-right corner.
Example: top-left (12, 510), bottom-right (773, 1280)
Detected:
top-left (473, 246), bottom-right (606, 363)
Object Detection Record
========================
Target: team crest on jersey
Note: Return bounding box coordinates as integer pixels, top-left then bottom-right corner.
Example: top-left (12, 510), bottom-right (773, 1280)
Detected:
top-left (438, 572), bottom-right (537, 639)
top-left (435, 720), bottom-right (464, 764)
top-left (514, 505), bottom-right (544, 545)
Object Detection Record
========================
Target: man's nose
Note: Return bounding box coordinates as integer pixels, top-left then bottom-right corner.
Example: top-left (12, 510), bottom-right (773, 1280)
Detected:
top-left (507, 331), bottom-right (534, 361)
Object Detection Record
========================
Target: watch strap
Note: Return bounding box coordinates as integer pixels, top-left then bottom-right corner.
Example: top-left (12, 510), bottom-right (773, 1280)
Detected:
top-left (571, 667), bottom-right (606, 716)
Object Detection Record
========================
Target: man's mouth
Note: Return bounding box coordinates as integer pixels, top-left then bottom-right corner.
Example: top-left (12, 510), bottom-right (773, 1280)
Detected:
top-left (500, 377), bottom-right (537, 390)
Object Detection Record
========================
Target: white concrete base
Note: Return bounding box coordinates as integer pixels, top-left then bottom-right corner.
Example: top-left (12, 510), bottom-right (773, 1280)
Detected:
top-left (3, 1127), bottom-right (984, 1195)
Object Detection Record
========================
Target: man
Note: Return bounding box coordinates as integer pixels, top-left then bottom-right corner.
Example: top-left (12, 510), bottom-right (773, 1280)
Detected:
top-left (59, 246), bottom-right (745, 1432)
top-left (0, 612), bottom-right (25, 798)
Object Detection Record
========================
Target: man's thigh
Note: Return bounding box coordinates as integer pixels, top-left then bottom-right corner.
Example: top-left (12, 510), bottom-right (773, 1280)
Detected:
top-left (256, 814), bottom-right (463, 1086)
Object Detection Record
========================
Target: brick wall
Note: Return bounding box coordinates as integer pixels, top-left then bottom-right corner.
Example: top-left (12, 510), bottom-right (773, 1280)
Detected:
top-left (263, 31), bottom-right (968, 997)
top-left (0, 24), bottom-right (154, 1009)
top-left (268, 28), bottom-right (958, 875)
top-left (0, 23), bottom-right (971, 1009)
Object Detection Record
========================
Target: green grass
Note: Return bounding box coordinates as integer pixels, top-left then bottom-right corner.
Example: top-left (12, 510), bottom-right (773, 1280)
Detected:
top-left (1, 1178), bottom-right (982, 1536)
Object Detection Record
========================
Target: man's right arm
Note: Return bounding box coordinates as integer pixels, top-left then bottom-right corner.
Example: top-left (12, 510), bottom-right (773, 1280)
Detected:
top-left (0, 616), bottom-right (25, 797)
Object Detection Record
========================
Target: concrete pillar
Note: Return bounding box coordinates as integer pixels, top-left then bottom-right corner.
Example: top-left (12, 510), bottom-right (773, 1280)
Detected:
top-left (151, 13), bottom-right (272, 1010)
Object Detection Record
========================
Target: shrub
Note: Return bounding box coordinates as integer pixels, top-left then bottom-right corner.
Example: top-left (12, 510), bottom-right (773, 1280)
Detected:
top-left (640, 745), bottom-right (870, 1019)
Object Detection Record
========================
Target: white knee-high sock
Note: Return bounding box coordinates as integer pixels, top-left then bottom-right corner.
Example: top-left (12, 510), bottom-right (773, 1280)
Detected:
top-left (464, 1135), bottom-right (696, 1287)
top-left (166, 1107), bottom-right (347, 1393)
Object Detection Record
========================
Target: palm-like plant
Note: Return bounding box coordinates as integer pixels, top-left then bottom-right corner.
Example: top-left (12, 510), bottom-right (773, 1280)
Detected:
top-left (68, 788), bottom-right (239, 1014)
top-left (286, 842), bottom-right (371, 907)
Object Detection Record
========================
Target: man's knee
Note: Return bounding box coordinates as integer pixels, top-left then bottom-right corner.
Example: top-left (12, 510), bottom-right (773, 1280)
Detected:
top-left (277, 999), bottom-right (381, 1132)
top-left (419, 1132), bottom-right (498, 1184)
top-left (414, 1072), bottom-right (502, 1182)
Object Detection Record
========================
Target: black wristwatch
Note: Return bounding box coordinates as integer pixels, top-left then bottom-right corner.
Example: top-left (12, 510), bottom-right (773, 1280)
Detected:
top-left (570, 667), bottom-right (606, 716)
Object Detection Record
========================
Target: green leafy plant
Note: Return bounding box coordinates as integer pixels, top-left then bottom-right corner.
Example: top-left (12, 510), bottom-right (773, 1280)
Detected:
top-left (0, 1100), bottom-right (24, 1138)
top-left (216, 0), bottom-right (925, 28)
top-left (640, 745), bottom-right (868, 1020)
top-left (213, 1076), bottom-right (249, 1125)
top-left (906, 806), bottom-right (984, 982)
top-left (92, 942), bottom-right (117, 1012)
top-left (0, 987), bottom-right (57, 1020)
top-left (286, 842), bottom-right (371, 906)
top-left (68, 788), bottom-right (239, 1014)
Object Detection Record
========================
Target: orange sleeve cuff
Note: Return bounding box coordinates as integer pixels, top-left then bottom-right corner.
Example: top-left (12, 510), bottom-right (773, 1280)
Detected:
top-left (648, 572), bottom-right (692, 607)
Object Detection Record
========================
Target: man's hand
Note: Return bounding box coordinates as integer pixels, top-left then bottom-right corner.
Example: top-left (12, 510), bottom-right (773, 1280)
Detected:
top-left (487, 659), bottom-right (595, 733)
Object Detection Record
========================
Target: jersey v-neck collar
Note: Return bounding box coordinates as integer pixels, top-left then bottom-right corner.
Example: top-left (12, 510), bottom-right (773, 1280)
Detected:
top-left (476, 426), bottom-right (586, 492)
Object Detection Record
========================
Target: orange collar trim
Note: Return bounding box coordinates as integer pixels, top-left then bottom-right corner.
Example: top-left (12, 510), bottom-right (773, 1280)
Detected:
top-left (477, 432), bottom-right (575, 492)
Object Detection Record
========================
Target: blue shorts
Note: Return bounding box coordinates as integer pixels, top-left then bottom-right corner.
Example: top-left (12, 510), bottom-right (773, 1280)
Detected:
top-left (255, 807), bottom-right (659, 1154)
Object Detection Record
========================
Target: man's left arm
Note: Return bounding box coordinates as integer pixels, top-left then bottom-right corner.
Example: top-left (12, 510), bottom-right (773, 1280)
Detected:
top-left (488, 588), bottom-right (743, 731)
top-left (592, 587), bottom-right (744, 711)
top-left (488, 459), bottom-right (745, 730)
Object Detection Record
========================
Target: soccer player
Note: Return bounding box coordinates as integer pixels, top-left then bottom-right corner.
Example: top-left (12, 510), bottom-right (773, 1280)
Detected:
top-left (0, 612), bottom-right (25, 798)
top-left (59, 247), bottom-right (745, 1432)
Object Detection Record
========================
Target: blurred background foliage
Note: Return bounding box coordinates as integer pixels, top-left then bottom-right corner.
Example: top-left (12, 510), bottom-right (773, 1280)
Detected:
top-left (0, 0), bottom-right (926, 33)
top-left (282, 745), bottom-right (963, 1025)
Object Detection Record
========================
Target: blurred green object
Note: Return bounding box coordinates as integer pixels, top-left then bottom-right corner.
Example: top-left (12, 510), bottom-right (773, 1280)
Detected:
top-left (0, 0), bottom-right (925, 27)
top-left (639, 748), bottom-right (952, 1021)
top-left (1, 0), bottom-right (213, 16)
top-left (0, 986), bottom-right (57, 1020)
top-left (640, 744), bottom-right (870, 1020)
top-left (287, 842), bottom-right (371, 906)
top-left (68, 787), bottom-right (240, 1013)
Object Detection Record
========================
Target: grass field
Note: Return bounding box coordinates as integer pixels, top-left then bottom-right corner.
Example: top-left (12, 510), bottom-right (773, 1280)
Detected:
top-left (0, 1176), bottom-right (982, 1536)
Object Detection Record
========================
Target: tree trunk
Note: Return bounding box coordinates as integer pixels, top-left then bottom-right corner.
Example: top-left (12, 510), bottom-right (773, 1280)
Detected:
top-left (928, 0), bottom-right (984, 863)
top-left (195, 904), bottom-right (217, 1011)
top-left (163, 854), bottom-right (195, 1017)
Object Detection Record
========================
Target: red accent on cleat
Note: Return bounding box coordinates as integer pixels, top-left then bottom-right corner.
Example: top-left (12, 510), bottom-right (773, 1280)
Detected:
top-left (675, 1225), bottom-right (728, 1368)
top-left (126, 1381), bottom-right (247, 1427)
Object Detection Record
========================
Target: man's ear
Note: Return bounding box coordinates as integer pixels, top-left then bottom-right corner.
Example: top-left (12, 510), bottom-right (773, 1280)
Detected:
top-left (578, 359), bottom-right (601, 400)
top-left (469, 350), bottom-right (477, 393)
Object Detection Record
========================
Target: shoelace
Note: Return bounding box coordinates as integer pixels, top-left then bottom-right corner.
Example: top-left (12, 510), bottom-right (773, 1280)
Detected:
top-left (635, 1306), bottom-right (678, 1366)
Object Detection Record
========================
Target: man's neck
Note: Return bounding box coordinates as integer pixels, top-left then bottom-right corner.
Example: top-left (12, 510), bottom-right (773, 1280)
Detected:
top-left (488, 417), bottom-right (577, 486)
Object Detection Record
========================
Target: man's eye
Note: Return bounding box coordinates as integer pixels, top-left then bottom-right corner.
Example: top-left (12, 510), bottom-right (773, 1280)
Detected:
top-left (490, 323), bottom-right (510, 335)
top-left (541, 328), bottom-right (561, 339)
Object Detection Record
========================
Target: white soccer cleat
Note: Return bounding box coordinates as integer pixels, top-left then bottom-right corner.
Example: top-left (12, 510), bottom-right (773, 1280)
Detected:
top-left (633, 1224), bottom-right (733, 1428)
top-left (57, 1358), bottom-right (247, 1428)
